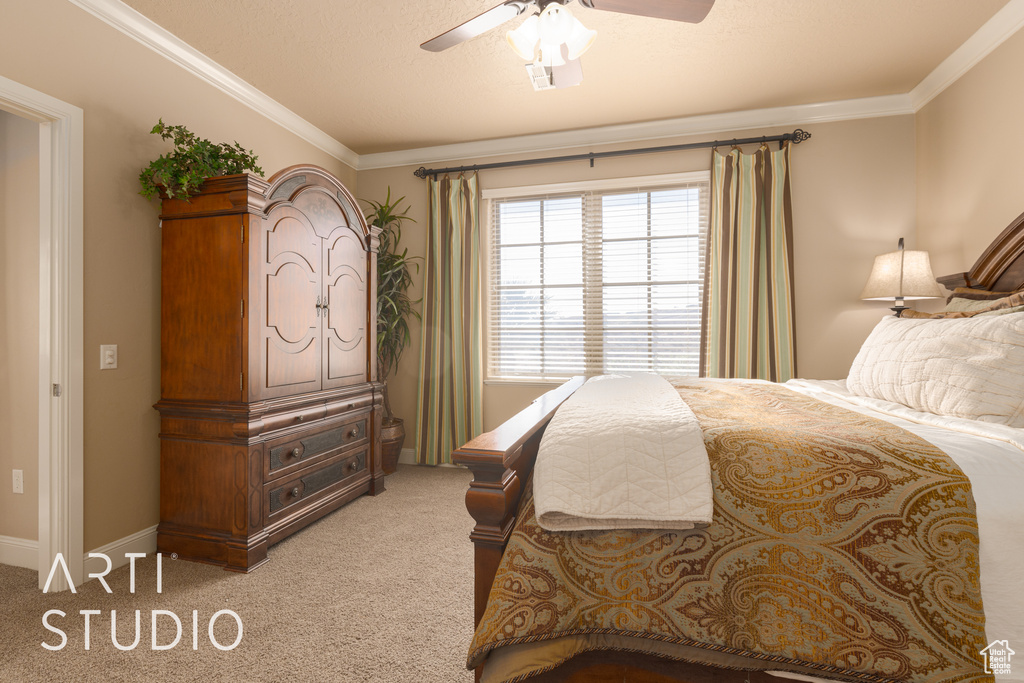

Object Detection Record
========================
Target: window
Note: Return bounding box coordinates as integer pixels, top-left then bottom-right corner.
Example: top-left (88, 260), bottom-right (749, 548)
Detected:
top-left (485, 173), bottom-right (710, 380)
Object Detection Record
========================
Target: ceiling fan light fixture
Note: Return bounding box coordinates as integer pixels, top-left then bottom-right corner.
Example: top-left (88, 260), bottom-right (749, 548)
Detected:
top-left (507, 4), bottom-right (594, 73)
top-left (506, 14), bottom-right (539, 61)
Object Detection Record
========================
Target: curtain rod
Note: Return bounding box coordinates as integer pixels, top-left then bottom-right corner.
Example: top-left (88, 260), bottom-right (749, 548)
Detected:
top-left (413, 128), bottom-right (811, 180)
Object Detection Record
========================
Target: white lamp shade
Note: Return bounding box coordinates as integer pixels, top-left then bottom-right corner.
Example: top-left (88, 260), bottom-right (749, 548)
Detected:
top-left (537, 4), bottom-right (575, 45)
top-left (565, 18), bottom-right (597, 59)
top-left (506, 15), bottom-right (539, 61)
top-left (860, 248), bottom-right (945, 300)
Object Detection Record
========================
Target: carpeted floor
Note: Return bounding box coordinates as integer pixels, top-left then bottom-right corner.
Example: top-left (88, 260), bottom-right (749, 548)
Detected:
top-left (0, 465), bottom-right (476, 683)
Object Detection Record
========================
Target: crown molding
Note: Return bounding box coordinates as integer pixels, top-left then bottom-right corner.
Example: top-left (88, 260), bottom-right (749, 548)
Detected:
top-left (910, 0), bottom-right (1024, 111)
top-left (66, 0), bottom-right (360, 169)
top-left (357, 95), bottom-right (914, 170)
top-left (65, 0), bottom-right (1024, 173)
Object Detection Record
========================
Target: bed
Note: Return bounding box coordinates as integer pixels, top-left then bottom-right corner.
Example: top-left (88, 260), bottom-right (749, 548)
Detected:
top-left (452, 213), bottom-right (1024, 683)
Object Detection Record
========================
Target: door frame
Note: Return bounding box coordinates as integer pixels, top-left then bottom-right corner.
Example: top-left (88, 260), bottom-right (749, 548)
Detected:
top-left (0, 75), bottom-right (84, 590)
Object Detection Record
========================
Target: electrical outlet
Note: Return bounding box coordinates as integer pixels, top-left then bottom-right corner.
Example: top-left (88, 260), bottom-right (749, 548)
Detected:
top-left (100, 344), bottom-right (118, 370)
top-left (12, 469), bottom-right (23, 494)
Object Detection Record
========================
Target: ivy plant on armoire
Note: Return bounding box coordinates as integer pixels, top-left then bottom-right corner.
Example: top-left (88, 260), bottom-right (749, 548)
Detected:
top-left (154, 165), bottom-right (384, 572)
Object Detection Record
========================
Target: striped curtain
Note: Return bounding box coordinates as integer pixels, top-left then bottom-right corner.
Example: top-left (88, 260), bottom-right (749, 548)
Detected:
top-left (414, 174), bottom-right (483, 465)
top-left (701, 143), bottom-right (796, 381)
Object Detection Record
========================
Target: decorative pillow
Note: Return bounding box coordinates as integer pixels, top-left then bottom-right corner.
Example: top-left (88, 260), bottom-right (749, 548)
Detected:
top-left (903, 291), bottom-right (1024, 318)
top-left (847, 313), bottom-right (1024, 427)
top-left (945, 296), bottom-right (1008, 313)
top-left (947, 286), bottom-right (1015, 302)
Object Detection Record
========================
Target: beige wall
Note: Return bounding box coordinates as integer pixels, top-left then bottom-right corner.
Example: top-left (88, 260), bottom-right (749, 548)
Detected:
top-left (358, 115), bottom-right (917, 436)
top-left (1, 0), bottom-right (355, 550)
top-left (916, 27), bottom-right (1024, 276)
top-left (0, 110), bottom-right (40, 540)
top-left (6, 0), bottom-right (987, 546)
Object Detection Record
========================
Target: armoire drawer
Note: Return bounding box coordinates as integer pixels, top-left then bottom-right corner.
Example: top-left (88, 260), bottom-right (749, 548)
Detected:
top-left (265, 448), bottom-right (367, 520)
top-left (325, 393), bottom-right (374, 419)
top-left (259, 404), bottom-right (328, 434)
top-left (265, 412), bottom-right (369, 481)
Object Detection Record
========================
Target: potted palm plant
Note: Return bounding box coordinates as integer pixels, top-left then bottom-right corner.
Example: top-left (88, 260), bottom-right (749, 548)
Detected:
top-left (363, 189), bottom-right (421, 474)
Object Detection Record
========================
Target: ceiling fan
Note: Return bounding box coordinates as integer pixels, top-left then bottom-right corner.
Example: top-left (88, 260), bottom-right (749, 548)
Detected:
top-left (421, 0), bottom-right (715, 90)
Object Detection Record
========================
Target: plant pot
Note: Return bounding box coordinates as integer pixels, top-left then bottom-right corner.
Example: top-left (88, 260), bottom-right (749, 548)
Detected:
top-left (380, 417), bottom-right (405, 475)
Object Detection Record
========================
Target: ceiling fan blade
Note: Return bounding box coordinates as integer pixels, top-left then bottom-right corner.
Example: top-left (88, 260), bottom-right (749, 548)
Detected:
top-left (421, 1), bottom-right (535, 52)
top-left (578, 0), bottom-right (714, 23)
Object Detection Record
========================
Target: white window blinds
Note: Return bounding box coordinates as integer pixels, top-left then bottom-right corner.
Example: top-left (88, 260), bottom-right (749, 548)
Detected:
top-left (487, 174), bottom-right (710, 380)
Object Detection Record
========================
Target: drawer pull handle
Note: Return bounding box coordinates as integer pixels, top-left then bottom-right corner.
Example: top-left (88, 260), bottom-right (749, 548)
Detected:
top-left (297, 415), bottom-right (304, 422)
top-left (291, 448), bottom-right (301, 458)
top-left (348, 403), bottom-right (355, 410)
top-left (291, 487), bottom-right (300, 498)
top-left (349, 462), bottom-right (359, 471)
top-left (348, 428), bottom-right (359, 438)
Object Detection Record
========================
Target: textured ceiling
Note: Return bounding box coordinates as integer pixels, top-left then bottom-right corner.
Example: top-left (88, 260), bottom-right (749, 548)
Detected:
top-left (119, 0), bottom-right (1010, 155)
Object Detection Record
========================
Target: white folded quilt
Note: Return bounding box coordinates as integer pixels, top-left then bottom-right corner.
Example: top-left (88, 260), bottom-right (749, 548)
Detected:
top-left (533, 373), bottom-right (713, 532)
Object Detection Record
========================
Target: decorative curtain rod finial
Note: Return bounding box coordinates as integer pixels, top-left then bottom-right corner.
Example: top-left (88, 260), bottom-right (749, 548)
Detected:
top-left (790, 129), bottom-right (811, 143)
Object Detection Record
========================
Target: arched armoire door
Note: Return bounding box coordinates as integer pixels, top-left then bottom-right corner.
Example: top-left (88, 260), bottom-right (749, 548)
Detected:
top-left (255, 188), bottom-right (370, 400)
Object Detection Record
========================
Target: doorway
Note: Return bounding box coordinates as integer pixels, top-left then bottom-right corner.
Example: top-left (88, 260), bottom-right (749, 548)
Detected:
top-left (0, 75), bottom-right (83, 590)
top-left (0, 110), bottom-right (41, 565)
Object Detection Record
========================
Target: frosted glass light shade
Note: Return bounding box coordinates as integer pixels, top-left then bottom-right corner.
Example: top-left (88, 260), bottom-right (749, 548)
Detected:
top-left (507, 15), bottom-right (539, 61)
top-left (565, 18), bottom-right (597, 59)
top-left (537, 4), bottom-right (574, 45)
top-left (861, 248), bottom-right (945, 300)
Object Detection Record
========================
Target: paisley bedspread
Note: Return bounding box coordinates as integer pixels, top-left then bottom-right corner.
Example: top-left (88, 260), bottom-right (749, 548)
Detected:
top-left (468, 379), bottom-right (989, 683)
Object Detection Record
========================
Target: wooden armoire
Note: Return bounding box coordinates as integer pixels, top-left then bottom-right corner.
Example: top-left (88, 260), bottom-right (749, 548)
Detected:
top-left (155, 165), bottom-right (384, 572)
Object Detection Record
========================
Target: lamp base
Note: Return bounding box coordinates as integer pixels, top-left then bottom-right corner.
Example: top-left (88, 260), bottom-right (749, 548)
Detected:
top-left (890, 305), bottom-right (909, 317)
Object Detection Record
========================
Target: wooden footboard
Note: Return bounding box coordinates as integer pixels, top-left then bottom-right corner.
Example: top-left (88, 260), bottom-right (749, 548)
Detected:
top-left (452, 377), bottom-right (773, 683)
top-left (452, 377), bottom-right (585, 627)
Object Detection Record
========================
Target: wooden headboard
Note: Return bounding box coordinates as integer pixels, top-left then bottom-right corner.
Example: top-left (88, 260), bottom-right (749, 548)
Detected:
top-left (937, 209), bottom-right (1024, 292)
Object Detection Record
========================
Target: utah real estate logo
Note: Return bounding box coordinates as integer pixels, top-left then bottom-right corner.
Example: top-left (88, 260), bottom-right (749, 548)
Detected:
top-left (981, 640), bottom-right (1015, 676)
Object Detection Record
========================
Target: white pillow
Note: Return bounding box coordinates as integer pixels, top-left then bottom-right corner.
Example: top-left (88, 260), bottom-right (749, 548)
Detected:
top-left (846, 313), bottom-right (1024, 427)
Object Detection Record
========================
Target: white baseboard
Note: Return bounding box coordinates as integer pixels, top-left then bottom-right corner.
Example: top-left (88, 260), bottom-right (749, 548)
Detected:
top-left (82, 524), bottom-right (158, 576)
top-left (2, 525), bottom-right (159, 575)
top-left (0, 534), bottom-right (39, 570)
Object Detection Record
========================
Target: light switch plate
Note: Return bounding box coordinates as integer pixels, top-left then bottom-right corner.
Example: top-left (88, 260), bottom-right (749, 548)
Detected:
top-left (100, 344), bottom-right (118, 370)
top-left (13, 469), bottom-right (23, 494)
